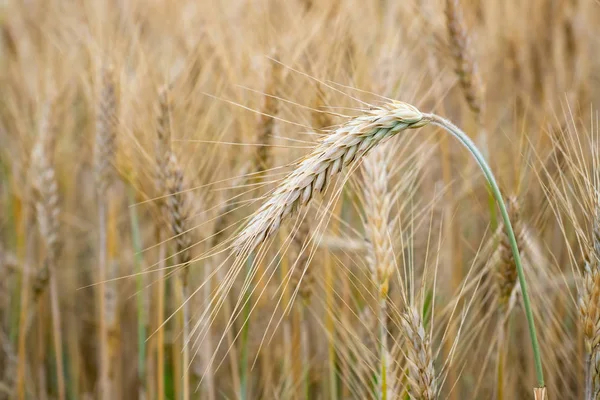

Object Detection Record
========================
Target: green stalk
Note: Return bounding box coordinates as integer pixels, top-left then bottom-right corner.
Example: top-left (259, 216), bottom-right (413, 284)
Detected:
top-left (425, 113), bottom-right (544, 389)
top-left (128, 189), bottom-right (146, 397)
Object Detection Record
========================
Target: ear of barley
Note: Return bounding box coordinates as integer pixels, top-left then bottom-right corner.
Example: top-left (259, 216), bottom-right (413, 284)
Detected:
top-left (402, 306), bottom-right (436, 400)
top-left (233, 101), bottom-right (427, 254)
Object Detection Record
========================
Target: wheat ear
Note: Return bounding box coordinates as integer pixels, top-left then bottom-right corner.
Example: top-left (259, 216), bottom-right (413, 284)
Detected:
top-left (254, 51), bottom-right (282, 176)
top-left (233, 101), bottom-right (427, 254)
top-left (402, 306), bottom-right (436, 400)
top-left (445, 0), bottom-right (484, 123)
top-left (94, 64), bottom-right (118, 400)
top-left (31, 103), bottom-right (65, 400)
top-left (496, 196), bottom-right (523, 311)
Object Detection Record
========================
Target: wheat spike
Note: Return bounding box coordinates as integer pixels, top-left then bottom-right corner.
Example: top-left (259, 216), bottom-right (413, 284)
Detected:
top-left (254, 51), bottom-right (282, 175)
top-left (155, 85), bottom-right (172, 211)
top-left (165, 153), bottom-right (193, 278)
top-left (31, 104), bottom-right (60, 293)
top-left (581, 211), bottom-right (600, 399)
top-left (445, 0), bottom-right (484, 122)
top-left (402, 306), bottom-right (436, 400)
top-left (362, 146), bottom-right (395, 298)
top-left (233, 101), bottom-right (427, 254)
top-left (94, 65), bottom-right (118, 195)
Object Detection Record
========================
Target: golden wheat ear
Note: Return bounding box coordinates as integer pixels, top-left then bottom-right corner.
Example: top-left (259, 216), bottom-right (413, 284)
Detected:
top-left (233, 101), bottom-right (426, 255)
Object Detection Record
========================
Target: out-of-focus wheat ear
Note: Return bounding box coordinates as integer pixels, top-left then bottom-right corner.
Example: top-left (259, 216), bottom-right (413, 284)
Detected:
top-left (445, 0), bottom-right (484, 125)
top-left (580, 254), bottom-right (600, 399)
top-left (233, 101), bottom-right (427, 255)
top-left (94, 65), bottom-right (118, 195)
top-left (496, 196), bottom-right (523, 313)
top-left (94, 64), bottom-right (118, 400)
top-left (155, 85), bottom-right (171, 213)
top-left (494, 196), bottom-right (524, 398)
top-left (311, 83), bottom-right (332, 131)
top-left (30, 102), bottom-right (65, 400)
top-left (164, 143), bottom-right (196, 400)
top-left (361, 145), bottom-right (395, 400)
top-left (165, 152), bottom-right (193, 277)
top-left (402, 306), bottom-right (436, 400)
top-left (253, 50), bottom-right (282, 178)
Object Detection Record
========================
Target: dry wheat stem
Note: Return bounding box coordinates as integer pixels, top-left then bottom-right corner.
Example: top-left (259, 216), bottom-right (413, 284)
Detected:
top-left (361, 146), bottom-right (395, 400)
top-left (31, 104), bottom-right (65, 400)
top-left (233, 101), bottom-right (427, 255)
top-left (94, 64), bottom-right (118, 400)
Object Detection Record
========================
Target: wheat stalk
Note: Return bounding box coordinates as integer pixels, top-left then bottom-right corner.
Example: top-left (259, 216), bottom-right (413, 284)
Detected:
top-left (233, 101), bottom-right (426, 254)
top-left (254, 51), bottom-right (282, 176)
top-left (94, 64), bottom-right (118, 400)
top-left (154, 84), bottom-right (198, 400)
top-left (31, 102), bottom-right (65, 400)
top-left (402, 306), bottom-right (436, 400)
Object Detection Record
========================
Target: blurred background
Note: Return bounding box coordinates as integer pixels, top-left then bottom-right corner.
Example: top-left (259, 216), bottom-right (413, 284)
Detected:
top-left (0, 0), bottom-right (598, 399)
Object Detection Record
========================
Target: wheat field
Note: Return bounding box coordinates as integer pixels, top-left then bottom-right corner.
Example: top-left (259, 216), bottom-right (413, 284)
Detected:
top-left (0, 0), bottom-right (599, 399)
